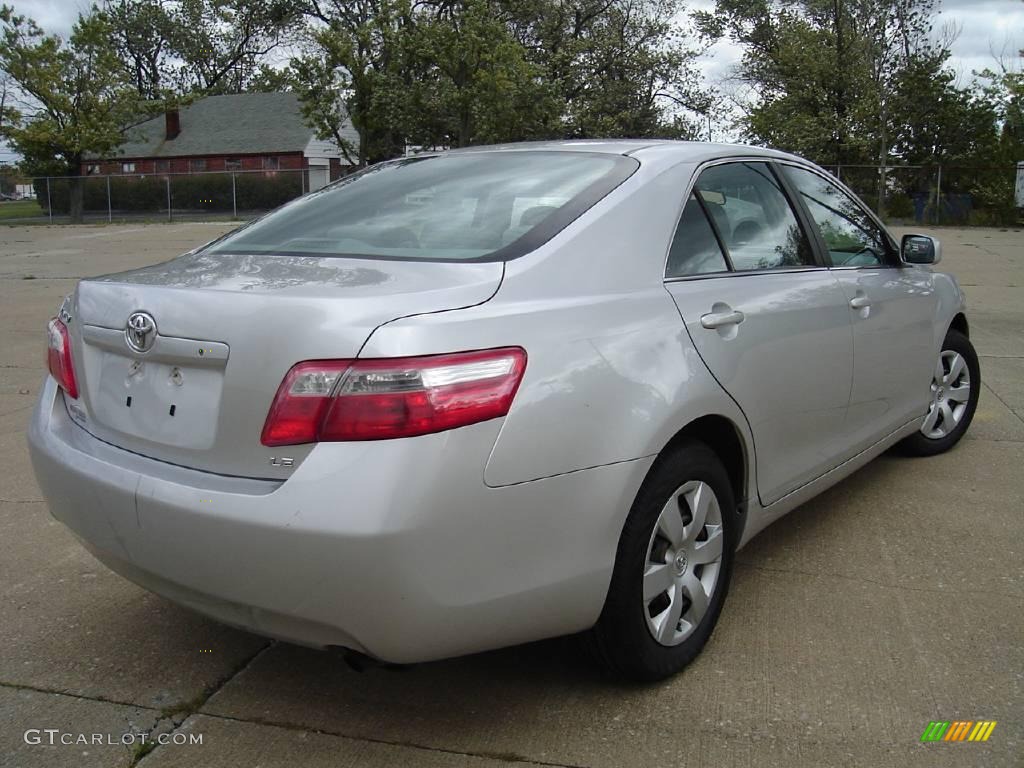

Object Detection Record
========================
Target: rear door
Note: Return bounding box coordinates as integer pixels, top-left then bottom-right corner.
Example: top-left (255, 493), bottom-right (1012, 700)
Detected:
top-left (664, 161), bottom-right (854, 506)
top-left (780, 164), bottom-right (937, 452)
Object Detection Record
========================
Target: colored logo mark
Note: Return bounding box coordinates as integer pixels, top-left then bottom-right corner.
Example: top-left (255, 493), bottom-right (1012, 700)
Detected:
top-left (920, 721), bottom-right (997, 742)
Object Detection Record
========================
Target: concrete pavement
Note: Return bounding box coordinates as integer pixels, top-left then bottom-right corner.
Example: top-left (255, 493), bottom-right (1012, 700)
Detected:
top-left (0, 222), bottom-right (1021, 767)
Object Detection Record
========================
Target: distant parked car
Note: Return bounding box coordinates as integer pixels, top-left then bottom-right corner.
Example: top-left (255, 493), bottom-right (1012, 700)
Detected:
top-left (29, 141), bottom-right (978, 680)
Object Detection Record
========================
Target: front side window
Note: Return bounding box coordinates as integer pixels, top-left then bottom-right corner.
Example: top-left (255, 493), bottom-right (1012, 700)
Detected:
top-left (206, 152), bottom-right (637, 262)
top-left (666, 193), bottom-right (729, 278)
top-left (263, 156), bottom-right (280, 170)
top-left (783, 166), bottom-right (891, 267)
top-left (695, 162), bottom-right (813, 271)
top-left (121, 162), bottom-right (135, 174)
top-left (189, 158), bottom-right (207, 172)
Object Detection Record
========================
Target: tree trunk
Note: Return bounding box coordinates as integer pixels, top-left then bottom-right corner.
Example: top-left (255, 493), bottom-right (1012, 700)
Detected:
top-left (68, 175), bottom-right (84, 224)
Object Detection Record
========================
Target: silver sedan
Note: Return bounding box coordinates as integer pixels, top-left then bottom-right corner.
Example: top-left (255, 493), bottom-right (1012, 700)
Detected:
top-left (29, 141), bottom-right (978, 680)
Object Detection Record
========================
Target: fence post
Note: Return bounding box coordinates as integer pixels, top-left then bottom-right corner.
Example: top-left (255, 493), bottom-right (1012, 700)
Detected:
top-left (166, 176), bottom-right (172, 222)
top-left (935, 165), bottom-right (942, 226)
top-left (232, 172), bottom-right (237, 219)
top-left (106, 175), bottom-right (112, 223)
top-left (877, 164), bottom-right (887, 220)
top-left (46, 177), bottom-right (52, 223)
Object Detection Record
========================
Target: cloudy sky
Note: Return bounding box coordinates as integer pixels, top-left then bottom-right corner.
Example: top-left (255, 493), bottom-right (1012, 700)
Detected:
top-left (2, 0), bottom-right (1022, 158)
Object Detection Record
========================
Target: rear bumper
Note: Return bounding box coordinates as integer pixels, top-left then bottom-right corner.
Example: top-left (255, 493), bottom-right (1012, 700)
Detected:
top-left (28, 377), bottom-right (651, 662)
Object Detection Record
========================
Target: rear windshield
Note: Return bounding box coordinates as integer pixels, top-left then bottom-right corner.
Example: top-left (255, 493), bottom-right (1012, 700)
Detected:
top-left (205, 151), bottom-right (637, 262)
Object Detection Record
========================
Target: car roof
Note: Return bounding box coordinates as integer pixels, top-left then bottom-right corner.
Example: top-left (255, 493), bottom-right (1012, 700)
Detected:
top-left (443, 139), bottom-right (804, 169)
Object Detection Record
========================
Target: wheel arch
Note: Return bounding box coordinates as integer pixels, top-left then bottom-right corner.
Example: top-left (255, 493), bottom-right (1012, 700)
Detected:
top-left (950, 312), bottom-right (969, 338)
top-left (657, 414), bottom-right (750, 538)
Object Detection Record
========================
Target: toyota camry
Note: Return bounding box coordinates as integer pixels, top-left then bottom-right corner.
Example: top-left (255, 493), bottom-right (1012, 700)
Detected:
top-left (28, 141), bottom-right (979, 681)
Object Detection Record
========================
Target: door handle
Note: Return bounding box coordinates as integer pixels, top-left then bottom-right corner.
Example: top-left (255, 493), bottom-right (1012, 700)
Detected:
top-left (849, 295), bottom-right (871, 310)
top-left (700, 310), bottom-right (745, 329)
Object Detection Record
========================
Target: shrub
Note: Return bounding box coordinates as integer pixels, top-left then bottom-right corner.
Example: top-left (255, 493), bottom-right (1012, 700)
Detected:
top-left (36, 172), bottom-right (304, 215)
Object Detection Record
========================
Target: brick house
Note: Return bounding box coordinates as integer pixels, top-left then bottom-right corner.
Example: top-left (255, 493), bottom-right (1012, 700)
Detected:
top-left (82, 92), bottom-right (358, 190)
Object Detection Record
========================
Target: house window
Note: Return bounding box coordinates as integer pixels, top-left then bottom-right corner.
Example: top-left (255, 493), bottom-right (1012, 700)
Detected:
top-left (86, 164), bottom-right (101, 175)
top-left (189, 158), bottom-right (207, 173)
top-left (225, 157), bottom-right (242, 171)
top-left (121, 162), bottom-right (136, 174)
top-left (156, 160), bottom-right (169, 173)
top-left (263, 156), bottom-right (280, 170)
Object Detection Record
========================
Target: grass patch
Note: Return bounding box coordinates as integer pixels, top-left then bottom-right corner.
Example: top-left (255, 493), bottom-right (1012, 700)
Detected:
top-left (0, 199), bottom-right (45, 220)
top-left (158, 694), bottom-right (206, 720)
top-left (129, 739), bottom-right (157, 766)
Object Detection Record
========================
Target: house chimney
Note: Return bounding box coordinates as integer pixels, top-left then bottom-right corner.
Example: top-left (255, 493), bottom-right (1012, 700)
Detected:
top-left (165, 108), bottom-right (180, 140)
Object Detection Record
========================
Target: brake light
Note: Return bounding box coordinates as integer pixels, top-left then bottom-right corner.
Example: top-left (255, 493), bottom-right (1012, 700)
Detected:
top-left (46, 318), bottom-right (78, 399)
top-left (261, 348), bottom-right (526, 446)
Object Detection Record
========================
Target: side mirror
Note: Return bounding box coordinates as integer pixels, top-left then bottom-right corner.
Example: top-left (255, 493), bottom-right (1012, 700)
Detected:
top-left (901, 234), bottom-right (942, 265)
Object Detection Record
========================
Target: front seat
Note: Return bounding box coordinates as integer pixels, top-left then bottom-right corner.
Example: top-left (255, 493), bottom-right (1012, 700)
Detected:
top-left (732, 219), bottom-right (763, 245)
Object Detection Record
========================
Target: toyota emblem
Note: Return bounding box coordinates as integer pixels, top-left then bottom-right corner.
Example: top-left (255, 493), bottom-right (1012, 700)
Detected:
top-left (125, 311), bottom-right (157, 353)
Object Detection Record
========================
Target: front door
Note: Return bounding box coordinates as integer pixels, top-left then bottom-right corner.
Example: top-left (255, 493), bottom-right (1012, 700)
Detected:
top-left (664, 161), bottom-right (854, 506)
top-left (781, 165), bottom-right (937, 453)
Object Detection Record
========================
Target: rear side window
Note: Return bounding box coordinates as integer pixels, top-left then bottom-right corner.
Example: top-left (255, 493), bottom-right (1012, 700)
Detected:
top-left (206, 152), bottom-right (637, 262)
top-left (666, 194), bottom-right (729, 277)
top-left (695, 162), bottom-right (814, 271)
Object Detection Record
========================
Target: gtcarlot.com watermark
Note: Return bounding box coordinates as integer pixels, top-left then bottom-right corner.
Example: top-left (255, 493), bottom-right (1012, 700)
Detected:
top-left (24, 729), bottom-right (202, 747)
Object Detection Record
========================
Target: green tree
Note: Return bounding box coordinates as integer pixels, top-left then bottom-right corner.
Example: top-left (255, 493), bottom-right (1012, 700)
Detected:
top-left (292, 0), bottom-right (713, 164)
top-left (102, 0), bottom-right (174, 98)
top-left (102, 0), bottom-right (297, 97)
top-left (888, 51), bottom-right (998, 165)
top-left (699, 0), bottom-right (942, 166)
top-left (507, 0), bottom-right (712, 138)
top-left (167, 0), bottom-right (299, 94)
top-left (404, 0), bottom-right (557, 147)
top-left (293, 0), bottom-right (414, 164)
top-left (0, 6), bottom-right (148, 221)
top-left (977, 49), bottom-right (1024, 163)
top-left (248, 62), bottom-right (297, 92)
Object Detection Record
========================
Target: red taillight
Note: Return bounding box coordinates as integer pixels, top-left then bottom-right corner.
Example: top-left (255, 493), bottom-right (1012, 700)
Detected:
top-left (261, 348), bottom-right (526, 446)
top-left (46, 318), bottom-right (78, 399)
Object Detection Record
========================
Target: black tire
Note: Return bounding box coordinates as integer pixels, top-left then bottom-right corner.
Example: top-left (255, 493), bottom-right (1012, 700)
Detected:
top-left (587, 439), bottom-right (736, 682)
top-left (898, 329), bottom-right (980, 457)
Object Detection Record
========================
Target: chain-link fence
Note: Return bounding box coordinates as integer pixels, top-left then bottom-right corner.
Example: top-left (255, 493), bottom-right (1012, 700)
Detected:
top-left (818, 164), bottom-right (1022, 226)
top-left (5, 163), bottom-right (1022, 227)
top-left (13, 168), bottom-right (342, 224)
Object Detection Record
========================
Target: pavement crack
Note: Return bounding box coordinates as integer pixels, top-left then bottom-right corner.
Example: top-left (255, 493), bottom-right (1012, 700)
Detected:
top-left (983, 381), bottom-right (1024, 426)
top-left (133, 641), bottom-right (273, 766)
top-left (0, 679), bottom-right (161, 712)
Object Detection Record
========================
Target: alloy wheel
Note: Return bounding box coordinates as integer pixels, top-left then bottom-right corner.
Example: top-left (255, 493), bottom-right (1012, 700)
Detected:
top-left (643, 480), bottom-right (725, 646)
top-left (921, 349), bottom-right (971, 439)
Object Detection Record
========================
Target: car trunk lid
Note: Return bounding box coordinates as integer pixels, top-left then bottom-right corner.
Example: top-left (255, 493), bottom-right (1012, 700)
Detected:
top-left (65, 251), bottom-right (503, 478)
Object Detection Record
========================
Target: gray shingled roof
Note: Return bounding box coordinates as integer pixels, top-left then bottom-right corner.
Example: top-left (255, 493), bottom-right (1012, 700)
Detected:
top-left (100, 92), bottom-right (353, 158)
